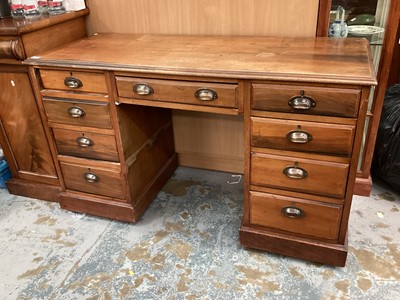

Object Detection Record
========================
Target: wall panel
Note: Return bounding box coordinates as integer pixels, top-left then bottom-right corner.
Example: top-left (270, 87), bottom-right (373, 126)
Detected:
top-left (86, 0), bottom-right (319, 37)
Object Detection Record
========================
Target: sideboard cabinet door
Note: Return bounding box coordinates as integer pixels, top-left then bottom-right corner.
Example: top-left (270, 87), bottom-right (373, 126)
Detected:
top-left (0, 71), bottom-right (58, 184)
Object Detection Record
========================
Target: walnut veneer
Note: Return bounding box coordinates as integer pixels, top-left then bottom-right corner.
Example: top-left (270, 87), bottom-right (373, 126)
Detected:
top-left (25, 33), bottom-right (376, 266)
top-left (0, 10), bottom-right (89, 201)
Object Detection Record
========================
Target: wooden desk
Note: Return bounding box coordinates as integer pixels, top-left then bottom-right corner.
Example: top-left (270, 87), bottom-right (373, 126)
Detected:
top-left (25, 33), bottom-right (376, 266)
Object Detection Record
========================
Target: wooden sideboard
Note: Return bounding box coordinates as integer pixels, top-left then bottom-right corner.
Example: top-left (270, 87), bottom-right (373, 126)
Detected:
top-left (23, 33), bottom-right (376, 266)
top-left (0, 10), bottom-right (88, 201)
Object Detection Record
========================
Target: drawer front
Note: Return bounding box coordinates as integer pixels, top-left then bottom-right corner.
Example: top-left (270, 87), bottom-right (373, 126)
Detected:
top-left (251, 117), bottom-right (355, 156)
top-left (43, 98), bottom-right (112, 129)
top-left (53, 128), bottom-right (119, 162)
top-left (251, 153), bottom-right (349, 198)
top-left (251, 83), bottom-right (361, 117)
top-left (60, 162), bottom-right (125, 199)
top-left (250, 191), bottom-right (342, 240)
top-left (40, 70), bottom-right (108, 94)
top-left (116, 77), bottom-right (238, 108)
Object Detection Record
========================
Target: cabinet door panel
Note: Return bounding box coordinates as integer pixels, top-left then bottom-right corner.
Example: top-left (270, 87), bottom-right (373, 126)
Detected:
top-left (0, 72), bottom-right (57, 179)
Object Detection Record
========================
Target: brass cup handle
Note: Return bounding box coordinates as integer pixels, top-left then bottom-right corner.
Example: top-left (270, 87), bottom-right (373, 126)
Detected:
top-left (133, 83), bottom-right (154, 96)
top-left (283, 166), bottom-right (308, 179)
top-left (195, 89), bottom-right (218, 101)
top-left (67, 106), bottom-right (86, 118)
top-left (64, 76), bottom-right (83, 89)
top-left (83, 172), bottom-right (99, 183)
top-left (76, 136), bottom-right (94, 148)
top-left (281, 206), bottom-right (305, 219)
top-left (287, 130), bottom-right (312, 144)
top-left (288, 91), bottom-right (316, 110)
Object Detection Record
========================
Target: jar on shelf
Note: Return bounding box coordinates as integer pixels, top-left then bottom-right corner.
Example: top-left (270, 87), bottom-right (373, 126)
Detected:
top-left (38, 1), bottom-right (48, 14)
top-left (47, 0), bottom-right (65, 15)
top-left (10, 0), bottom-right (25, 19)
top-left (328, 6), bottom-right (348, 38)
top-left (23, 0), bottom-right (41, 19)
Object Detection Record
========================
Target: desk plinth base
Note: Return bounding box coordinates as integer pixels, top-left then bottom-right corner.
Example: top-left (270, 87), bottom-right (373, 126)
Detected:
top-left (239, 225), bottom-right (348, 267)
top-left (6, 178), bottom-right (60, 202)
top-left (60, 192), bottom-right (136, 222)
top-left (60, 154), bottom-right (178, 223)
top-left (354, 175), bottom-right (373, 197)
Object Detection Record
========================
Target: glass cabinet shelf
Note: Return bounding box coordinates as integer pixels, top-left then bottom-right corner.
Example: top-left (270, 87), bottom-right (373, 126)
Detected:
top-left (328, 0), bottom-right (391, 175)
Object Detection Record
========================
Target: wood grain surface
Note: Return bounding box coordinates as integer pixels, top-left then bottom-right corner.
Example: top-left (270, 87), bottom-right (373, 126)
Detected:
top-left (173, 111), bottom-right (244, 172)
top-left (0, 72), bottom-right (57, 178)
top-left (251, 117), bottom-right (355, 156)
top-left (40, 69), bottom-right (107, 94)
top-left (251, 83), bottom-right (362, 117)
top-left (0, 9), bottom-right (89, 35)
top-left (60, 160), bottom-right (125, 200)
top-left (85, 0), bottom-right (319, 37)
top-left (43, 98), bottom-right (113, 129)
top-left (53, 128), bottom-right (119, 162)
top-left (251, 152), bottom-right (349, 199)
top-left (249, 191), bottom-right (342, 240)
top-left (116, 76), bottom-right (238, 109)
top-left (26, 34), bottom-right (376, 86)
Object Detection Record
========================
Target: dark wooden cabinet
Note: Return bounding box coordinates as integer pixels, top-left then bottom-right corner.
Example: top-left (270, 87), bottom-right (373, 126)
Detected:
top-left (0, 10), bottom-right (88, 200)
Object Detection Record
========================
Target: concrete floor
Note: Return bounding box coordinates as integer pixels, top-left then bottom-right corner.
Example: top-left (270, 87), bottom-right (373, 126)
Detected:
top-left (0, 167), bottom-right (399, 299)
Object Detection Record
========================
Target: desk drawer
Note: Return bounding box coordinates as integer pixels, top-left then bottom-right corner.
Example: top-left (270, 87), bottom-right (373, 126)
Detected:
top-left (43, 98), bottom-right (112, 129)
top-left (53, 128), bottom-right (119, 162)
top-left (251, 83), bottom-right (361, 118)
top-left (251, 117), bottom-right (355, 156)
top-left (116, 77), bottom-right (238, 108)
top-left (60, 161), bottom-right (125, 199)
top-left (40, 70), bottom-right (108, 94)
top-left (249, 191), bottom-right (342, 240)
top-left (251, 152), bottom-right (349, 198)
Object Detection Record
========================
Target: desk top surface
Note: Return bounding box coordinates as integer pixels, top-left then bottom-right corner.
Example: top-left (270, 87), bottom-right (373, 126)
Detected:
top-left (26, 33), bottom-right (377, 85)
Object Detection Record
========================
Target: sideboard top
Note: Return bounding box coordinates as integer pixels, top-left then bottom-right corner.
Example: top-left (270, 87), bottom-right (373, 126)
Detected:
top-left (25, 33), bottom-right (377, 85)
top-left (0, 9), bottom-right (89, 36)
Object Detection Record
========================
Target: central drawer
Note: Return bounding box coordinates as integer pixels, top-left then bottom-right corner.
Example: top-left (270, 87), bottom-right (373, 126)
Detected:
top-left (116, 76), bottom-right (238, 108)
top-left (251, 152), bottom-right (349, 198)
